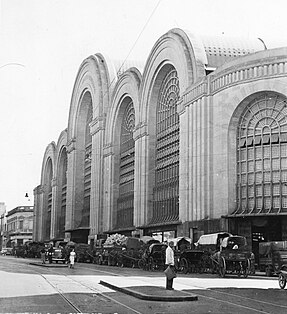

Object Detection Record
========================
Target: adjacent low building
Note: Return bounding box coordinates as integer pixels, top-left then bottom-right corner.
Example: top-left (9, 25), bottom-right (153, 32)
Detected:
top-left (33, 28), bottom-right (287, 263)
top-left (6, 206), bottom-right (34, 247)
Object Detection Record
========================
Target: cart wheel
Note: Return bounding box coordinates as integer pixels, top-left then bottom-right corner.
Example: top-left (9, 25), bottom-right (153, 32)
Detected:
top-left (243, 259), bottom-right (251, 278)
top-left (138, 258), bottom-right (145, 270)
top-left (180, 258), bottom-right (189, 274)
top-left (279, 273), bottom-right (287, 289)
top-left (219, 257), bottom-right (226, 278)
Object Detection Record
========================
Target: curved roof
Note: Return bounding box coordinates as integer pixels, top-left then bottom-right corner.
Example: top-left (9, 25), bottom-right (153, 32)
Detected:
top-left (200, 34), bottom-right (266, 69)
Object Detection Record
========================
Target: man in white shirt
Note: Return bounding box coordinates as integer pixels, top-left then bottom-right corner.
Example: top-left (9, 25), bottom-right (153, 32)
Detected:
top-left (165, 241), bottom-right (175, 290)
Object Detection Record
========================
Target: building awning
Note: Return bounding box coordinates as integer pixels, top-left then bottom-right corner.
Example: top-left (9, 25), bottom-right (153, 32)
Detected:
top-left (64, 227), bottom-right (90, 232)
top-left (103, 226), bottom-right (136, 234)
top-left (223, 211), bottom-right (287, 219)
top-left (139, 220), bottom-right (181, 229)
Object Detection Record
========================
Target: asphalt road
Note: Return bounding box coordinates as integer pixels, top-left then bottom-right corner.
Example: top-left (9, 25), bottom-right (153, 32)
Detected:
top-left (0, 255), bottom-right (286, 314)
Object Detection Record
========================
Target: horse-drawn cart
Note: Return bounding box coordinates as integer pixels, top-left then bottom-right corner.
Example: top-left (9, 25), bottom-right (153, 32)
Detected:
top-left (258, 241), bottom-right (287, 276)
top-left (216, 236), bottom-right (253, 278)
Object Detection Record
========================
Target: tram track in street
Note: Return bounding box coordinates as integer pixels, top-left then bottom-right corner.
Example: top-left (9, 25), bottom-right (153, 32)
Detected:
top-left (2, 257), bottom-right (286, 313)
top-left (37, 262), bottom-right (285, 314)
top-left (25, 261), bottom-right (144, 314)
top-left (175, 280), bottom-right (287, 313)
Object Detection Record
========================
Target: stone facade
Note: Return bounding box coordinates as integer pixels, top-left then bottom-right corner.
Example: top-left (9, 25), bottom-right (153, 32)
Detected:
top-left (6, 206), bottom-right (34, 246)
top-left (33, 28), bottom-right (287, 257)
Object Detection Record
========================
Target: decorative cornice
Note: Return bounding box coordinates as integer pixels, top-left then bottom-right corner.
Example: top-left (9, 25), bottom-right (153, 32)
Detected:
top-left (210, 59), bottom-right (287, 95)
top-left (51, 178), bottom-right (57, 187)
top-left (90, 116), bottom-right (105, 135)
top-left (103, 143), bottom-right (114, 158)
top-left (133, 122), bottom-right (148, 141)
top-left (66, 137), bottom-right (76, 153)
top-left (182, 55), bottom-right (287, 107)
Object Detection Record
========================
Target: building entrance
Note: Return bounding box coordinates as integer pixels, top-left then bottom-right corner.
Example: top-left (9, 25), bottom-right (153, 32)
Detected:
top-left (251, 217), bottom-right (282, 264)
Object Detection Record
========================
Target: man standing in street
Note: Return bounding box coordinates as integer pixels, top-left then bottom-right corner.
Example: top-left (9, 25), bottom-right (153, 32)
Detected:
top-left (165, 241), bottom-right (175, 290)
top-left (47, 246), bottom-right (53, 264)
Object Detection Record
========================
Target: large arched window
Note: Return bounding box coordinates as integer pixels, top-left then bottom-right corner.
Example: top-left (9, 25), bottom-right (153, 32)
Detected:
top-left (115, 100), bottom-right (135, 229)
top-left (58, 149), bottom-right (67, 238)
top-left (81, 105), bottom-right (92, 227)
top-left (44, 158), bottom-right (53, 240)
top-left (151, 67), bottom-right (180, 224)
top-left (236, 92), bottom-right (287, 215)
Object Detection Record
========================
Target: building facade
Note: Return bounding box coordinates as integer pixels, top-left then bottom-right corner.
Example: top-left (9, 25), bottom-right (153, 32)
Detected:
top-left (0, 202), bottom-right (7, 250)
top-left (6, 206), bottom-right (34, 247)
top-left (33, 28), bottom-right (287, 260)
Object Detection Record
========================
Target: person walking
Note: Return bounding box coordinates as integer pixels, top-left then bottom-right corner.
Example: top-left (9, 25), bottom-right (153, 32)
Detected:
top-left (69, 249), bottom-right (76, 269)
top-left (165, 241), bottom-right (175, 290)
top-left (40, 248), bottom-right (46, 264)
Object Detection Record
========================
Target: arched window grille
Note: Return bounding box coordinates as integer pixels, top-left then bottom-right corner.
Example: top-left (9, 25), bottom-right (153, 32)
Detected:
top-left (45, 159), bottom-right (52, 239)
top-left (59, 151), bottom-right (67, 237)
top-left (235, 93), bottom-right (287, 215)
top-left (80, 108), bottom-right (92, 227)
top-left (116, 100), bottom-right (135, 229)
top-left (151, 68), bottom-right (180, 224)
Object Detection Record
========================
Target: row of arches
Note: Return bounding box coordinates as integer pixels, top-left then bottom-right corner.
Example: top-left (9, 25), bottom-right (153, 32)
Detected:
top-left (34, 28), bottom-right (287, 245)
top-left (35, 28), bottom-right (204, 242)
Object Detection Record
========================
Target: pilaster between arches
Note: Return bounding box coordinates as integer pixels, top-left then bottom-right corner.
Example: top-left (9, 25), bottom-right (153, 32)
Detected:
top-left (90, 128), bottom-right (104, 235)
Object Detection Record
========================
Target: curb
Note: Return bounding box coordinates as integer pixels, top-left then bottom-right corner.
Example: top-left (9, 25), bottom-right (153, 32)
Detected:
top-left (29, 262), bottom-right (68, 268)
top-left (99, 280), bottom-right (198, 302)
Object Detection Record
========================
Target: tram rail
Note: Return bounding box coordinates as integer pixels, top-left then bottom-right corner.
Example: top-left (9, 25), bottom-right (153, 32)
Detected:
top-left (2, 257), bottom-right (287, 314)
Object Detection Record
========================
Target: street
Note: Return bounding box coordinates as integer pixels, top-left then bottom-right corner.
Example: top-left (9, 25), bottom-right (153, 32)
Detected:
top-left (0, 255), bottom-right (287, 314)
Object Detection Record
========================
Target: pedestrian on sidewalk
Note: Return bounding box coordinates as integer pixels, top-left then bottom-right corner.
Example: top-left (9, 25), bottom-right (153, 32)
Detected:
top-left (40, 248), bottom-right (46, 264)
top-left (165, 241), bottom-right (176, 290)
top-left (69, 249), bottom-right (76, 269)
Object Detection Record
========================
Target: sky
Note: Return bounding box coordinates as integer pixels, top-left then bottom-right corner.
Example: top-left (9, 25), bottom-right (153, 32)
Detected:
top-left (1, 0), bottom-right (287, 212)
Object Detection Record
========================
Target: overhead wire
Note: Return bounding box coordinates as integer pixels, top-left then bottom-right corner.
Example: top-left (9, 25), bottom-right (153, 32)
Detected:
top-left (101, 0), bottom-right (162, 99)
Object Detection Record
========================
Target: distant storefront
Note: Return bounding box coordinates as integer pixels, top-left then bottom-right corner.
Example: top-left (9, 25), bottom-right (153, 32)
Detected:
top-left (6, 206), bottom-right (33, 247)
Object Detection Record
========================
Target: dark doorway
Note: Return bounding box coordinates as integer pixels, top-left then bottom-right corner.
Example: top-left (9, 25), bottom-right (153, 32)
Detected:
top-left (252, 217), bottom-right (282, 265)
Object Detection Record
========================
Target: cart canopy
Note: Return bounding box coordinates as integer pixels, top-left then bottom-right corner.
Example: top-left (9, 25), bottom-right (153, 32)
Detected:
top-left (140, 236), bottom-right (160, 245)
top-left (221, 236), bottom-right (247, 249)
top-left (196, 232), bottom-right (231, 246)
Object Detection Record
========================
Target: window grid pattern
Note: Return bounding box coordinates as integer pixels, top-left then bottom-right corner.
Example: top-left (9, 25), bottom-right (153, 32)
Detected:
top-left (44, 160), bottom-right (53, 240)
top-left (116, 101), bottom-right (135, 229)
top-left (235, 93), bottom-right (287, 215)
top-left (151, 68), bottom-right (180, 224)
top-left (80, 110), bottom-right (92, 227)
top-left (59, 153), bottom-right (67, 238)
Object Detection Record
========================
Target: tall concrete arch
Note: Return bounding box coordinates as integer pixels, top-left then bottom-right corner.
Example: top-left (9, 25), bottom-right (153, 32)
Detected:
top-left (139, 28), bottom-right (205, 235)
top-left (54, 129), bottom-right (68, 241)
top-left (38, 142), bottom-right (56, 241)
top-left (66, 54), bottom-right (115, 242)
top-left (103, 68), bottom-right (141, 234)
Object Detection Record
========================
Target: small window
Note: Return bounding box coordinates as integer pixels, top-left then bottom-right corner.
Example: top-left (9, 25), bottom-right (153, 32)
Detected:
top-left (254, 136), bottom-right (261, 146)
top-left (280, 133), bottom-right (287, 143)
top-left (271, 134), bottom-right (279, 143)
top-left (262, 135), bottom-right (270, 145)
top-left (247, 137), bottom-right (253, 147)
top-left (240, 138), bottom-right (246, 148)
